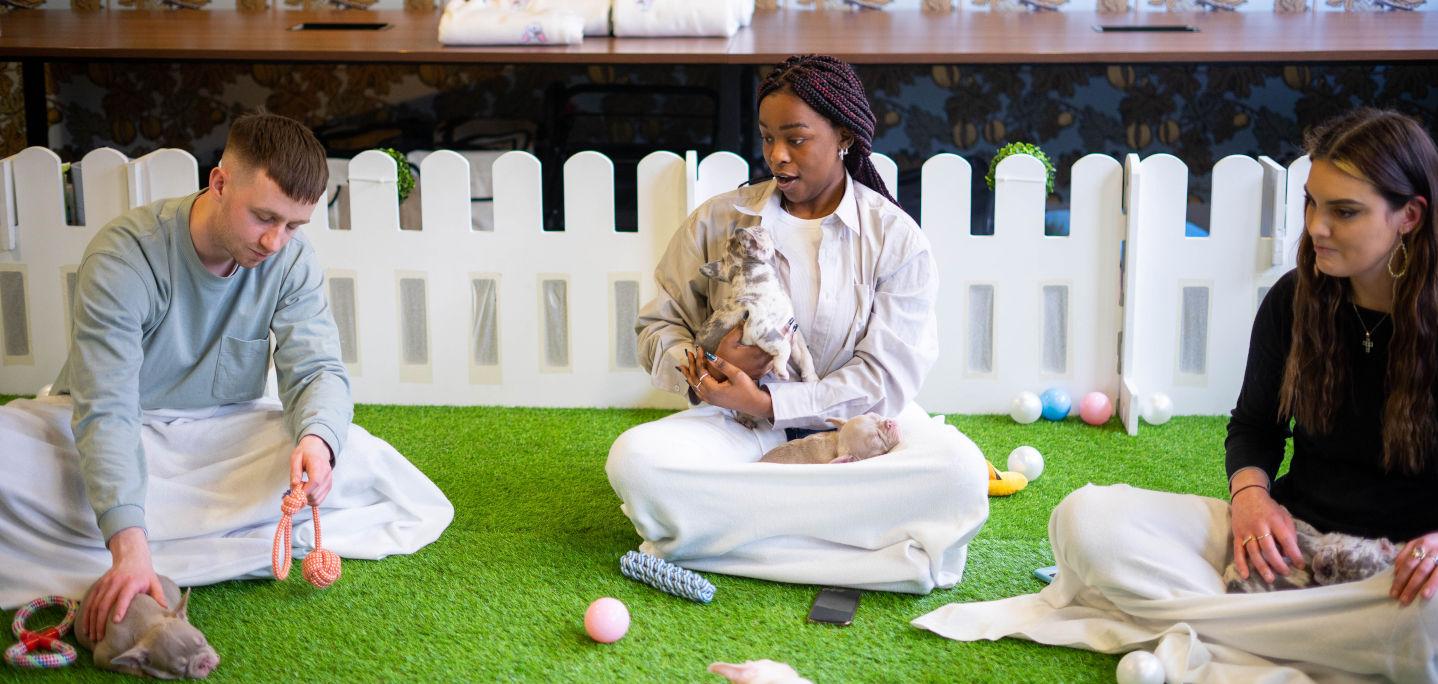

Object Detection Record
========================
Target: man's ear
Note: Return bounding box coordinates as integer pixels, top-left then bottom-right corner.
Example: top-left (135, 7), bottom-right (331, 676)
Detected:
top-left (209, 164), bottom-right (227, 197)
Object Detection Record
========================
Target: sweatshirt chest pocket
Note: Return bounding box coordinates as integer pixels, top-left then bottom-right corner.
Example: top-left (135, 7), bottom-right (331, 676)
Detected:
top-left (213, 336), bottom-right (270, 403)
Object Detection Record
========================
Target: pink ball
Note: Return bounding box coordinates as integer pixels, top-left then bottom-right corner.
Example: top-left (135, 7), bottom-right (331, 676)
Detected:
top-left (1078, 392), bottom-right (1114, 426)
top-left (584, 597), bottom-right (630, 643)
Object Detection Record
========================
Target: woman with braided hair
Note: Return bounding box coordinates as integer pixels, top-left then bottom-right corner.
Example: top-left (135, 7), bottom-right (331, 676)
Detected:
top-left (606, 55), bottom-right (987, 593)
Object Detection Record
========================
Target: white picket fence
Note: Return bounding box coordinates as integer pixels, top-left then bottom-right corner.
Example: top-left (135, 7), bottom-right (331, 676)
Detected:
top-left (0, 144), bottom-right (1307, 432)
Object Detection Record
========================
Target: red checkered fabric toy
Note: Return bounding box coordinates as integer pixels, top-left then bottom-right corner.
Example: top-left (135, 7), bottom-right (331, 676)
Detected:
top-left (3, 595), bottom-right (79, 669)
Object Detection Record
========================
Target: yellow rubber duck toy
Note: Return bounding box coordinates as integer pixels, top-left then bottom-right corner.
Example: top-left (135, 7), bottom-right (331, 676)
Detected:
top-left (987, 461), bottom-right (1028, 496)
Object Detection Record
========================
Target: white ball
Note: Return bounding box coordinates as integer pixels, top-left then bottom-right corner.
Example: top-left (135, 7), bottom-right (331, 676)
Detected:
top-left (1141, 393), bottom-right (1173, 426)
top-left (1115, 650), bottom-right (1165, 684)
top-left (1006, 446), bottom-right (1044, 481)
top-left (1010, 391), bottom-right (1043, 424)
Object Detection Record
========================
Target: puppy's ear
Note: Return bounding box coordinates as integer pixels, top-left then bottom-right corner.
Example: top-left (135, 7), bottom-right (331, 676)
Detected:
top-left (700, 261), bottom-right (724, 280)
top-left (111, 644), bottom-right (150, 670)
top-left (173, 588), bottom-right (191, 621)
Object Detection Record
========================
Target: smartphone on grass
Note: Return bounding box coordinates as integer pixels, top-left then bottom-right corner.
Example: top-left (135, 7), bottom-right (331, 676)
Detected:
top-left (1034, 565), bottom-right (1058, 584)
top-left (808, 587), bottom-right (861, 626)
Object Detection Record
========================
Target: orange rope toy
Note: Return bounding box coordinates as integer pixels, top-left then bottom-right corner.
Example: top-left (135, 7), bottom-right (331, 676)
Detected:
top-left (271, 482), bottom-right (342, 588)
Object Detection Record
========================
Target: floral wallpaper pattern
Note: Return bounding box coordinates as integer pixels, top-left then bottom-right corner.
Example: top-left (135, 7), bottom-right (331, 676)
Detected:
top-left (5, 61), bottom-right (1436, 227)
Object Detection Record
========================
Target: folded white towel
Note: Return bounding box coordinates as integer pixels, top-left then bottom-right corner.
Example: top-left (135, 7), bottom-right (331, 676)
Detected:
top-left (511, 0), bottom-right (612, 36)
top-left (612, 0), bottom-right (742, 37)
top-left (439, 0), bottom-right (586, 46)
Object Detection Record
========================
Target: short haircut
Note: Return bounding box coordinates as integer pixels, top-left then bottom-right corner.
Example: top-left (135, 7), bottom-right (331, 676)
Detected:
top-left (223, 112), bottom-right (329, 205)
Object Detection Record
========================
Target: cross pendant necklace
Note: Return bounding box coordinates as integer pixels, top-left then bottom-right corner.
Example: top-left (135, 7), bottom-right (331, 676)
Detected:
top-left (1350, 302), bottom-right (1389, 354)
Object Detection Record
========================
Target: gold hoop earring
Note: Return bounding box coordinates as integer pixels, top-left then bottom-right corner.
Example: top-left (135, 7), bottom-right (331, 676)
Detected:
top-left (1388, 239), bottom-right (1410, 279)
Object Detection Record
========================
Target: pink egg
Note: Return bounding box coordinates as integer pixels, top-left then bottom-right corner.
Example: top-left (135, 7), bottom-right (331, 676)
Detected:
top-left (1078, 392), bottom-right (1113, 426)
top-left (584, 597), bottom-right (630, 643)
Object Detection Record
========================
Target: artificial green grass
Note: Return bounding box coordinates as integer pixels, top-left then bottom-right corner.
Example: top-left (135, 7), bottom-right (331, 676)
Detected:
top-left (1, 396), bottom-right (1234, 683)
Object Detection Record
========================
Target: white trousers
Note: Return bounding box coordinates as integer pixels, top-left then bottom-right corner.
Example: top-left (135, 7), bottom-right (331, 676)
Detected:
top-left (605, 403), bottom-right (990, 594)
top-left (0, 396), bottom-right (454, 609)
top-left (914, 484), bottom-right (1438, 683)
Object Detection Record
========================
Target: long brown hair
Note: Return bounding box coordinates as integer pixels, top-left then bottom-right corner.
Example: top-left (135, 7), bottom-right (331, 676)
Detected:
top-left (1280, 108), bottom-right (1438, 474)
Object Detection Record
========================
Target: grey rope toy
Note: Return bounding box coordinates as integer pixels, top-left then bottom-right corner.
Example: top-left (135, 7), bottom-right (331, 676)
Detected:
top-left (619, 551), bottom-right (716, 604)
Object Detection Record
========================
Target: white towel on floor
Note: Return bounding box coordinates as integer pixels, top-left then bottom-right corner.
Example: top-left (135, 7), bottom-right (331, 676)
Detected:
top-left (611, 0), bottom-right (746, 37)
top-left (0, 396), bottom-right (454, 608)
top-left (439, 0), bottom-right (586, 45)
top-left (911, 484), bottom-right (1438, 683)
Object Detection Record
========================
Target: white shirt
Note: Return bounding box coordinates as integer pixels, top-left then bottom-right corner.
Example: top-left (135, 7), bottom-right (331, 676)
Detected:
top-left (772, 207), bottom-right (825, 337)
top-left (636, 175), bottom-right (940, 430)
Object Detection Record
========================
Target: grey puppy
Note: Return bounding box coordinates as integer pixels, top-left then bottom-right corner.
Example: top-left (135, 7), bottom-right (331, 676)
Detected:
top-left (1223, 518), bottom-right (1399, 593)
top-left (697, 225), bottom-right (817, 384)
top-left (760, 413), bottom-right (901, 465)
top-left (77, 575), bottom-right (220, 679)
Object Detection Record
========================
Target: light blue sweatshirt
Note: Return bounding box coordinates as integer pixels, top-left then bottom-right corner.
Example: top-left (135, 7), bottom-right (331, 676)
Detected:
top-left (53, 190), bottom-right (352, 542)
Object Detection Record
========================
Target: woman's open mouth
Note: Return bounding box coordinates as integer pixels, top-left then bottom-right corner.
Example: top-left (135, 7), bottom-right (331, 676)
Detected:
top-left (774, 174), bottom-right (798, 190)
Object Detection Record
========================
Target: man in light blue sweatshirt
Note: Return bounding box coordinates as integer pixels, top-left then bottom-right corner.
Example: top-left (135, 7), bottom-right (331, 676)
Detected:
top-left (51, 113), bottom-right (351, 643)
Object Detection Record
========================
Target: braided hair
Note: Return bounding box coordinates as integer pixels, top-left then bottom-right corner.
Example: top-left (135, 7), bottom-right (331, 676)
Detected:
top-left (757, 54), bottom-right (897, 206)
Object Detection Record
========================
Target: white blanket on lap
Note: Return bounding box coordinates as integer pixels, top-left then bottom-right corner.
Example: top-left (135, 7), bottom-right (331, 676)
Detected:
top-left (0, 396), bottom-right (454, 609)
top-left (912, 484), bottom-right (1438, 683)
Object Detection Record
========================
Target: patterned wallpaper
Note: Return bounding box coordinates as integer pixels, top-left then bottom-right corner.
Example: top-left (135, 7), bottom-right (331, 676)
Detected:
top-left (4, 61), bottom-right (1437, 229)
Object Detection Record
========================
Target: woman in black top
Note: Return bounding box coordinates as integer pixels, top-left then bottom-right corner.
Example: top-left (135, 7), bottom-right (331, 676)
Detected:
top-left (1226, 108), bottom-right (1438, 606)
top-left (915, 109), bottom-right (1438, 680)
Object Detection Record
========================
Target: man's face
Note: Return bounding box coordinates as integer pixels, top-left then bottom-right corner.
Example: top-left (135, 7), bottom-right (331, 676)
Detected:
top-left (214, 166), bottom-right (316, 269)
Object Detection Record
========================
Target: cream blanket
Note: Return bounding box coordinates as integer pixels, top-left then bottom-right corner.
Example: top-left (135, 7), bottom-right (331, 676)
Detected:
top-left (912, 484), bottom-right (1438, 682)
top-left (607, 406), bottom-right (990, 594)
top-left (438, 0), bottom-right (586, 46)
top-left (0, 396), bottom-right (454, 608)
top-left (611, 0), bottom-right (748, 37)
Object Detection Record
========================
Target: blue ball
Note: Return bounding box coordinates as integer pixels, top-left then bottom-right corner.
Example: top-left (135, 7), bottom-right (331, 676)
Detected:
top-left (1040, 388), bottom-right (1071, 421)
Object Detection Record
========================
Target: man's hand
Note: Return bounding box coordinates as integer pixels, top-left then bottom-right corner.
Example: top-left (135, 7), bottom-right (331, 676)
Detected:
top-left (715, 325), bottom-right (773, 382)
top-left (290, 435), bottom-right (334, 505)
top-left (83, 527), bottom-right (166, 643)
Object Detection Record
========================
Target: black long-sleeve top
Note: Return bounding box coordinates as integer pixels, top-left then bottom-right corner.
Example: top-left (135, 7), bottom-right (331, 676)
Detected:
top-left (1225, 269), bottom-right (1438, 542)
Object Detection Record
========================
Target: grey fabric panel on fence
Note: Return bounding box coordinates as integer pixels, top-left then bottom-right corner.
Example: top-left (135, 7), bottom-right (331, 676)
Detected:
top-left (328, 277), bottom-right (359, 365)
top-left (472, 278), bottom-right (499, 366)
top-left (968, 284), bottom-right (993, 374)
top-left (542, 279), bottom-right (569, 368)
top-left (1180, 285), bottom-right (1210, 375)
top-left (0, 271), bottom-right (30, 358)
top-left (613, 280), bottom-right (639, 369)
top-left (399, 277), bottom-right (429, 365)
top-left (1042, 284), bottom-right (1068, 374)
